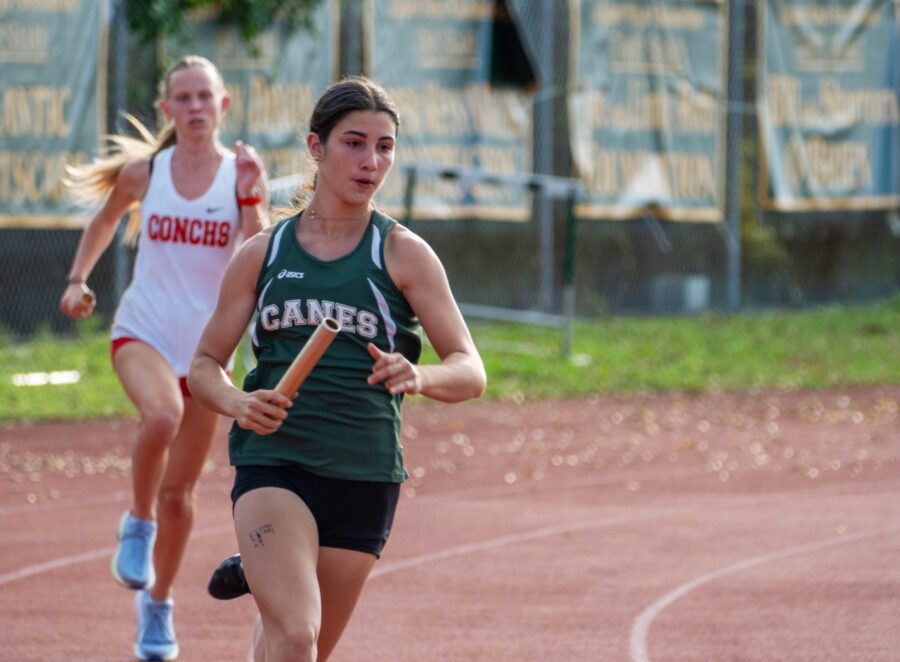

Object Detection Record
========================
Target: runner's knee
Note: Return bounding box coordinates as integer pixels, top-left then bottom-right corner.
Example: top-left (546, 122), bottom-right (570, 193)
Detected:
top-left (156, 483), bottom-right (196, 519)
top-left (267, 620), bottom-right (318, 662)
top-left (139, 406), bottom-right (182, 445)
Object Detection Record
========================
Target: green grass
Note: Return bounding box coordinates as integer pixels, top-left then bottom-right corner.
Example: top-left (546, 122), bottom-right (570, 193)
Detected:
top-left (2, 296), bottom-right (898, 423)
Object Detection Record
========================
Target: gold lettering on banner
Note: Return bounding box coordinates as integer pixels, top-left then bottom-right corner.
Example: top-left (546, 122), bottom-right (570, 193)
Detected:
top-left (785, 137), bottom-right (871, 192)
top-left (767, 75), bottom-right (801, 126)
top-left (214, 30), bottom-right (278, 69)
top-left (609, 80), bottom-right (671, 130)
top-left (376, 83), bottom-right (530, 208)
top-left (589, 83), bottom-right (715, 134)
top-left (224, 86), bottom-right (245, 132)
top-left (818, 77), bottom-right (899, 124)
top-left (0, 0), bottom-right (78, 11)
top-left (247, 76), bottom-right (313, 134)
top-left (389, 85), bottom-right (470, 135)
top-left (415, 26), bottom-right (478, 69)
top-left (795, 37), bottom-right (864, 72)
top-left (676, 86), bottom-right (716, 133)
top-left (468, 86), bottom-right (530, 138)
top-left (588, 92), bottom-right (609, 130)
top-left (0, 86), bottom-right (71, 137)
top-left (592, 149), bottom-right (618, 195)
top-left (0, 22), bottom-right (49, 63)
top-left (389, 85), bottom-right (530, 148)
top-left (387, 0), bottom-right (492, 21)
top-left (0, 150), bottom-right (83, 204)
top-left (767, 76), bottom-right (898, 127)
top-left (259, 148), bottom-right (306, 180)
top-left (780, 5), bottom-right (880, 27)
top-left (588, 149), bottom-right (717, 202)
top-left (609, 34), bottom-right (689, 75)
top-left (593, 4), bottom-right (708, 30)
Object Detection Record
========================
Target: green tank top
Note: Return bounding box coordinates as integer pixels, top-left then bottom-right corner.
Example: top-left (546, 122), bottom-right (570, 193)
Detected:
top-left (228, 210), bottom-right (422, 482)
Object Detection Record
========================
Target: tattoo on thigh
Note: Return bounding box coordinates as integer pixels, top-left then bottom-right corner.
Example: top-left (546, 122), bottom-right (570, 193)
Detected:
top-left (249, 524), bottom-right (275, 548)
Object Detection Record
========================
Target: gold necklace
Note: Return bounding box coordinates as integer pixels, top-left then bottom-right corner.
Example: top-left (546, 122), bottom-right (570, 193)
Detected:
top-left (305, 207), bottom-right (370, 223)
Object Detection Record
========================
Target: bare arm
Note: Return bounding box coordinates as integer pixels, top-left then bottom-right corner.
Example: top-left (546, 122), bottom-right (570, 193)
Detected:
top-left (370, 225), bottom-right (486, 403)
top-left (234, 141), bottom-right (270, 239)
top-left (188, 231), bottom-right (292, 434)
top-left (59, 159), bottom-right (149, 319)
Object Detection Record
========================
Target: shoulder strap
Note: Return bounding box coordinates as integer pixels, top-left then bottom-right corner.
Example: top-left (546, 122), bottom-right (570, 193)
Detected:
top-left (263, 215), bottom-right (297, 269)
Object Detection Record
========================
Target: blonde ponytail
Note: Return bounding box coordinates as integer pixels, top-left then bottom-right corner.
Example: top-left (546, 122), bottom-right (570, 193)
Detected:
top-left (64, 113), bottom-right (175, 244)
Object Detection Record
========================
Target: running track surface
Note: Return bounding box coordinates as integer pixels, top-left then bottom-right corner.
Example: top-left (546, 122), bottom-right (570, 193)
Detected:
top-left (2, 387), bottom-right (899, 662)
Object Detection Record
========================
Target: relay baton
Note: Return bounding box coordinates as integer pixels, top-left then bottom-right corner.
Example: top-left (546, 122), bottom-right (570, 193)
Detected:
top-left (274, 317), bottom-right (341, 397)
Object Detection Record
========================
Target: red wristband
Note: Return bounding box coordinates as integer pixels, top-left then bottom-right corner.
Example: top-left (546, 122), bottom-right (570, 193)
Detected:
top-left (237, 194), bottom-right (261, 207)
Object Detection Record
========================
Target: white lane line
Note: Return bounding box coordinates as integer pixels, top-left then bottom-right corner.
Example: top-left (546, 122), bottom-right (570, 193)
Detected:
top-left (628, 523), bottom-right (900, 662)
top-left (0, 465), bottom-right (704, 517)
top-left (413, 466), bottom-right (711, 502)
top-left (0, 491), bottom-right (132, 517)
top-left (0, 468), bottom-right (697, 588)
top-left (0, 482), bottom-right (230, 517)
top-left (370, 513), bottom-right (660, 579)
top-left (5, 474), bottom-right (900, 600)
top-left (0, 524), bottom-right (234, 588)
top-left (374, 483), bottom-right (900, 583)
top-left (0, 547), bottom-right (113, 586)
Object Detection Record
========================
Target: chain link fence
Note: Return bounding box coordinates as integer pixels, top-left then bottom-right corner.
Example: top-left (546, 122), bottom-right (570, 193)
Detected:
top-left (405, 0), bottom-right (899, 322)
top-left (2, 0), bottom-right (898, 344)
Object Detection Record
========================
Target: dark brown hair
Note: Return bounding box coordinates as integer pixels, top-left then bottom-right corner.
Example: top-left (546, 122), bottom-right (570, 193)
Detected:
top-left (275, 76), bottom-right (400, 217)
top-left (310, 75), bottom-right (400, 142)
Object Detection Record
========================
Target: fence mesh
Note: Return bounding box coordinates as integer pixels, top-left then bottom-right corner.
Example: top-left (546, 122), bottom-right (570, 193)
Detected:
top-left (403, 0), bottom-right (899, 321)
top-left (1, 0), bottom-right (898, 345)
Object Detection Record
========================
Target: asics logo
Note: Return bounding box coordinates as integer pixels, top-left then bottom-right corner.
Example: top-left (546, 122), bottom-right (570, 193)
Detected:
top-left (278, 269), bottom-right (304, 279)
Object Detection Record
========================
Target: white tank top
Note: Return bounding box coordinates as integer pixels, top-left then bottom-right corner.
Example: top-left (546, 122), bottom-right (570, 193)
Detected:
top-left (112, 145), bottom-right (240, 376)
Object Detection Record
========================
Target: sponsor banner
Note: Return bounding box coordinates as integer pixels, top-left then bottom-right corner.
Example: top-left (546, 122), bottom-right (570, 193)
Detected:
top-left (165, 1), bottom-right (339, 191)
top-left (365, 0), bottom-right (533, 220)
top-left (0, 0), bottom-right (106, 228)
top-left (569, 0), bottom-right (728, 222)
top-left (759, 0), bottom-right (899, 211)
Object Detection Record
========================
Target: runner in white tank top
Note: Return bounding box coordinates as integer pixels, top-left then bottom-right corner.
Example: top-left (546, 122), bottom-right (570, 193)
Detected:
top-left (59, 55), bottom-right (269, 662)
top-left (113, 145), bottom-right (240, 376)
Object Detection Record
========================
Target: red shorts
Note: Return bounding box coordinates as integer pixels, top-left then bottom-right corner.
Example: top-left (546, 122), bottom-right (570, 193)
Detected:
top-left (111, 337), bottom-right (192, 397)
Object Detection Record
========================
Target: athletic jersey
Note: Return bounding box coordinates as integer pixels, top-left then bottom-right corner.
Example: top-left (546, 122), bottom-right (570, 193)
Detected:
top-left (228, 210), bottom-right (422, 483)
top-left (112, 145), bottom-right (240, 376)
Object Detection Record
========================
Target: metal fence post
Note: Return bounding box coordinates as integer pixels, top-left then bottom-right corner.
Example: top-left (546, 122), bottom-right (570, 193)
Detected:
top-left (111, 0), bottom-right (131, 304)
top-left (561, 190), bottom-right (579, 358)
top-left (724, 0), bottom-right (746, 312)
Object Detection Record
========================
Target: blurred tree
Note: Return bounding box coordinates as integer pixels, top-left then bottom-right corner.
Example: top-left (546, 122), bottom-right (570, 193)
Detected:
top-left (126, 0), bottom-right (325, 44)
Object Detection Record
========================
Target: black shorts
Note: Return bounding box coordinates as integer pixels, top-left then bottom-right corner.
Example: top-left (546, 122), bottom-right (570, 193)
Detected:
top-left (231, 464), bottom-right (401, 558)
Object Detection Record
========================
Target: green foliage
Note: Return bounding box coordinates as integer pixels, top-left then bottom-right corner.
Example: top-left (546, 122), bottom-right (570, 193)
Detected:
top-left (126, 0), bottom-right (324, 44)
top-left (2, 296), bottom-right (898, 423)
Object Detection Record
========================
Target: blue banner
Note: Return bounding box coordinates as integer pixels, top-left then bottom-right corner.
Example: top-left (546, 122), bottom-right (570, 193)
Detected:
top-left (0, 0), bottom-right (106, 228)
top-left (569, 0), bottom-right (728, 222)
top-left (365, 0), bottom-right (533, 220)
top-left (759, 0), bottom-right (899, 211)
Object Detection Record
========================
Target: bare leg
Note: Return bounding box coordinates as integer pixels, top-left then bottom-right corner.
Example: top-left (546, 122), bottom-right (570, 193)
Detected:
top-left (316, 547), bottom-right (377, 661)
top-left (246, 549), bottom-right (375, 662)
top-left (113, 343), bottom-right (183, 521)
top-left (240, 536), bottom-right (376, 660)
top-left (252, 613), bottom-right (265, 662)
top-left (235, 488), bottom-right (320, 662)
top-left (150, 397), bottom-right (220, 600)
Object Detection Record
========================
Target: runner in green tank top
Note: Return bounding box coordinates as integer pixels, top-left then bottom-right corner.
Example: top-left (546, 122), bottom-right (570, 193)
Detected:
top-left (188, 77), bottom-right (486, 662)
top-left (230, 208), bottom-right (421, 482)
